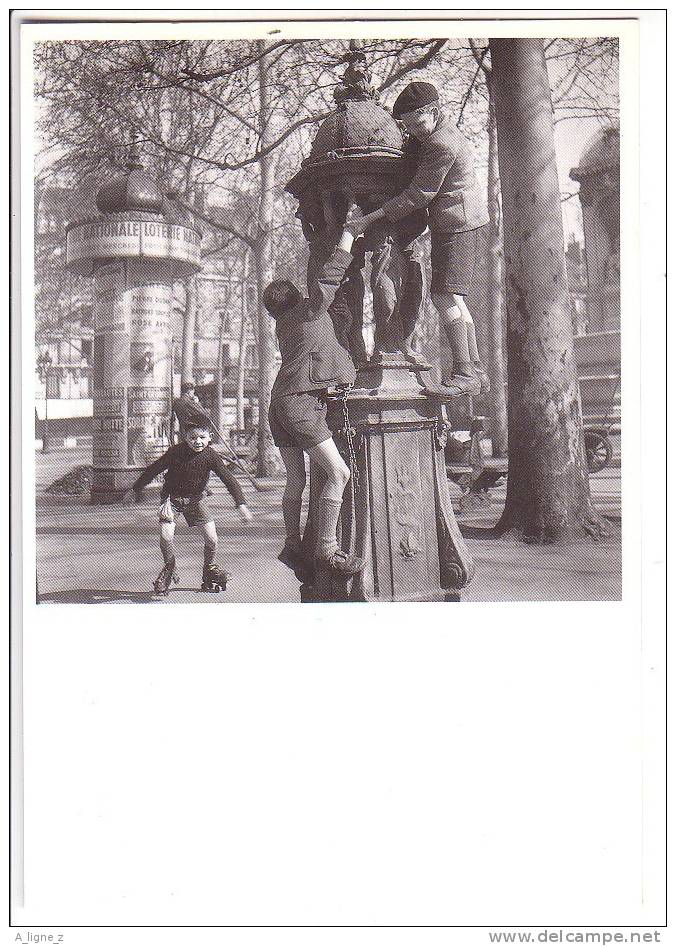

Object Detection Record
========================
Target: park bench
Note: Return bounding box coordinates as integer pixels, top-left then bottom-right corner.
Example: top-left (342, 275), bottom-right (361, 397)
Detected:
top-left (446, 413), bottom-right (618, 514)
top-left (446, 415), bottom-right (621, 513)
top-left (445, 424), bottom-right (508, 514)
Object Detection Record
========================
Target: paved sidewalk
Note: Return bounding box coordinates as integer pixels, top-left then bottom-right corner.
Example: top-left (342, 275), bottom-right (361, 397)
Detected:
top-left (34, 450), bottom-right (621, 604)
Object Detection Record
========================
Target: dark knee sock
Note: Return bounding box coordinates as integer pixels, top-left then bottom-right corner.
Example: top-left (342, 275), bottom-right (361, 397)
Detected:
top-left (445, 318), bottom-right (472, 375)
top-left (160, 535), bottom-right (176, 565)
top-left (466, 320), bottom-right (480, 363)
top-left (315, 498), bottom-right (342, 560)
top-left (203, 538), bottom-right (218, 568)
top-left (282, 497), bottom-right (303, 547)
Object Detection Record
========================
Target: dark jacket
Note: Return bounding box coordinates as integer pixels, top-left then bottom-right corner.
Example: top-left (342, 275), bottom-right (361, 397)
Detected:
top-left (270, 247), bottom-right (357, 400)
top-left (382, 115), bottom-right (489, 234)
top-left (132, 442), bottom-right (245, 506)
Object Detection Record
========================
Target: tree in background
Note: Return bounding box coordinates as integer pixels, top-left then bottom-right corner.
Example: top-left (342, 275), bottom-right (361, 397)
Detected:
top-left (489, 37), bottom-right (607, 542)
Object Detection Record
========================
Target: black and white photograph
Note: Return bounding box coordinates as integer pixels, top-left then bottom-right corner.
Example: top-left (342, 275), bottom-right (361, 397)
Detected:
top-left (10, 9), bottom-right (665, 938)
top-left (31, 22), bottom-right (623, 604)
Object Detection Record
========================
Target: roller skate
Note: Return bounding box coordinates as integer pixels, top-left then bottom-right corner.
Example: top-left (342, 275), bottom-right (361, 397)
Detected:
top-left (201, 564), bottom-right (231, 593)
top-left (153, 560), bottom-right (179, 596)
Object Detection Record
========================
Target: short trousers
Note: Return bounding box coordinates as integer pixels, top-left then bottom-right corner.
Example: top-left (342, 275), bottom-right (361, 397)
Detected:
top-left (430, 226), bottom-right (485, 296)
top-left (167, 494), bottom-right (214, 526)
top-left (268, 392), bottom-right (332, 451)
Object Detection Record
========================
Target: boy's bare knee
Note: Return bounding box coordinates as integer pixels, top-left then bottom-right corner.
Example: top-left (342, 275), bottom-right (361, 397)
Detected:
top-left (456, 295), bottom-right (473, 320)
top-left (322, 456), bottom-right (349, 490)
top-left (335, 458), bottom-right (350, 487)
top-left (432, 291), bottom-right (462, 323)
top-left (307, 438), bottom-right (351, 491)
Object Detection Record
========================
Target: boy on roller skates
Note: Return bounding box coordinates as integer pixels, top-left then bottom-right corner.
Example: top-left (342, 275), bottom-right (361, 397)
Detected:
top-left (263, 209), bottom-right (367, 582)
top-left (123, 422), bottom-right (253, 594)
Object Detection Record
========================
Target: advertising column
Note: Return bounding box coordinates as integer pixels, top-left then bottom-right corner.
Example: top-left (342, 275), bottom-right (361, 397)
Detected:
top-left (124, 262), bottom-right (173, 468)
top-left (67, 216), bottom-right (201, 503)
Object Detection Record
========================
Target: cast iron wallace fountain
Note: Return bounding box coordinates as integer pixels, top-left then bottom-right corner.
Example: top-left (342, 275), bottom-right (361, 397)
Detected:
top-left (285, 42), bottom-right (474, 602)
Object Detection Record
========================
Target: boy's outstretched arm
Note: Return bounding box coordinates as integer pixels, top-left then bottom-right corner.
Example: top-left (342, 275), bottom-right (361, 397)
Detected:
top-left (344, 203), bottom-right (385, 236)
top-left (132, 450), bottom-right (172, 491)
top-left (380, 143), bottom-right (457, 221)
top-left (349, 144), bottom-right (458, 228)
top-left (210, 451), bottom-right (248, 511)
top-left (122, 448), bottom-right (174, 501)
top-left (307, 209), bottom-right (362, 321)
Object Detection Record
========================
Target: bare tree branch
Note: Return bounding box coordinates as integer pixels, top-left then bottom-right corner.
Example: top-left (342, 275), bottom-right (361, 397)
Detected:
top-left (377, 39), bottom-right (448, 93)
top-left (168, 194), bottom-right (255, 250)
top-left (181, 40), bottom-right (301, 81)
top-left (456, 52), bottom-right (488, 127)
top-left (469, 39), bottom-right (491, 75)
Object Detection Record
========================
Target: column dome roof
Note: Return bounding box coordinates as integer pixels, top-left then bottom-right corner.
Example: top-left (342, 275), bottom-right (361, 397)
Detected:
top-left (570, 125), bottom-right (620, 181)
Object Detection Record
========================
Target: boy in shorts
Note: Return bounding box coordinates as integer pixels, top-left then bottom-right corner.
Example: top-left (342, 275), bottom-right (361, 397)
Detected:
top-left (351, 80), bottom-right (490, 396)
top-left (264, 214), bottom-right (366, 579)
top-left (123, 422), bottom-right (253, 593)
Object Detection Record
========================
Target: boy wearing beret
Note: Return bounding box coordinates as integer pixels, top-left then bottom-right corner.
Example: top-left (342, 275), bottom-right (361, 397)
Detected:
top-left (353, 81), bottom-right (490, 396)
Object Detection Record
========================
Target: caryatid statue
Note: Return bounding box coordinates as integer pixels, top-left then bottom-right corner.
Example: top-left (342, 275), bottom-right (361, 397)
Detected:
top-left (285, 41), bottom-right (429, 367)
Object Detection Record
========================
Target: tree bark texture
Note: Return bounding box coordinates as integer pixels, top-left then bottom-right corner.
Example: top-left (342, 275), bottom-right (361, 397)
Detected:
top-left (485, 87), bottom-right (509, 457)
top-left (490, 38), bottom-right (603, 542)
top-left (180, 277), bottom-right (196, 385)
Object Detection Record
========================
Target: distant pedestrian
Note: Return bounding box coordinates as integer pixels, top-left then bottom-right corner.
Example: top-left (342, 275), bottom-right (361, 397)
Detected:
top-left (172, 380), bottom-right (219, 444)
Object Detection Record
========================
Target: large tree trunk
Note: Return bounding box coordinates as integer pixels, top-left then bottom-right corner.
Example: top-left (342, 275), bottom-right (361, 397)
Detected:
top-left (489, 38), bottom-right (605, 542)
top-left (485, 85), bottom-right (509, 457)
top-left (253, 42), bottom-right (280, 476)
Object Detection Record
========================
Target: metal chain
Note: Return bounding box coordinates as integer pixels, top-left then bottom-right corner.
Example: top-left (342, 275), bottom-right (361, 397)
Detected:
top-left (339, 383), bottom-right (359, 491)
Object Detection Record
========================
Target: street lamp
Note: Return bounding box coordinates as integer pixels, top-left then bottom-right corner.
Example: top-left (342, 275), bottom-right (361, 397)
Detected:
top-left (37, 350), bottom-right (53, 453)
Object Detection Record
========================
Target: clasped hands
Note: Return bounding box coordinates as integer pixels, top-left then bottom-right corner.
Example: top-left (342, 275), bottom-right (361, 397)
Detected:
top-left (343, 202), bottom-right (385, 237)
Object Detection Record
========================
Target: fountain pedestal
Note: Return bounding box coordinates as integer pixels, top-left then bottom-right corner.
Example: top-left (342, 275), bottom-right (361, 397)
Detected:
top-left (301, 355), bottom-right (475, 602)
